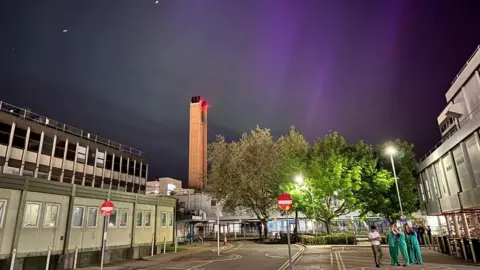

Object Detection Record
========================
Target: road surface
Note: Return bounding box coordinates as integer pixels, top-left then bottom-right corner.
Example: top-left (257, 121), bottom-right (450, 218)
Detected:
top-left (294, 245), bottom-right (478, 269)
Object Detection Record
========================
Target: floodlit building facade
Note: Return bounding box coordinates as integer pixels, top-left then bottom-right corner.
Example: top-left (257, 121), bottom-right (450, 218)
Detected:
top-left (146, 177), bottom-right (182, 195)
top-left (416, 45), bottom-right (480, 255)
top-left (188, 96), bottom-right (208, 190)
top-left (0, 101), bottom-right (148, 193)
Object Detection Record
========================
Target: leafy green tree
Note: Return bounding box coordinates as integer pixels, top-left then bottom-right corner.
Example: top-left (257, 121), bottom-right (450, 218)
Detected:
top-left (206, 127), bottom-right (306, 238)
top-left (301, 132), bottom-right (381, 234)
top-left (358, 140), bottom-right (419, 221)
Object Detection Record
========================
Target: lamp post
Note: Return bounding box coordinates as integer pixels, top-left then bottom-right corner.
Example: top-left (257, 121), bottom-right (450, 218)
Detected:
top-left (386, 146), bottom-right (404, 217)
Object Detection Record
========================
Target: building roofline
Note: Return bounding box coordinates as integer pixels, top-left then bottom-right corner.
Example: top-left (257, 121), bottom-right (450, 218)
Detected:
top-left (0, 101), bottom-right (144, 157)
top-left (445, 45), bottom-right (480, 102)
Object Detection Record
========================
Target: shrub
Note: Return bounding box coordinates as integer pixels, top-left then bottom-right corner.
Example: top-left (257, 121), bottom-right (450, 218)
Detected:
top-left (299, 233), bottom-right (387, 245)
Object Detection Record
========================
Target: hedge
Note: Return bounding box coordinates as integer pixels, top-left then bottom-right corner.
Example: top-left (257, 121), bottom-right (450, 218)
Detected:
top-left (299, 234), bottom-right (387, 245)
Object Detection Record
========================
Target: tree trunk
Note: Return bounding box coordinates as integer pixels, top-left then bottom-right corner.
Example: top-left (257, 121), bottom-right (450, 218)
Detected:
top-left (293, 210), bottom-right (298, 243)
top-left (261, 219), bottom-right (268, 240)
top-left (325, 220), bottom-right (331, 235)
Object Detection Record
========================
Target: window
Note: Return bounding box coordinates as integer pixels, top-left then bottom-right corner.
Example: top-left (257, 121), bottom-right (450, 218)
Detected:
top-left (41, 135), bottom-right (54, 155)
top-left (108, 210), bottom-right (117, 227)
top-left (141, 164), bottom-right (147, 178)
top-left (211, 200), bottom-right (217, 207)
top-left (87, 207), bottom-right (98, 227)
top-left (12, 127), bottom-right (27, 148)
top-left (0, 123), bottom-right (12, 145)
top-left (168, 212), bottom-right (173, 227)
top-left (72, 206), bottom-right (85, 227)
top-left (87, 148), bottom-right (96, 166)
top-left (24, 202), bottom-right (41, 227)
top-left (128, 160), bottom-right (135, 175)
top-left (54, 140), bottom-right (66, 158)
top-left (66, 142), bottom-right (76, 161)
top-left (144, 211), bottom-right (152, 227)
top-left (0, 200), bottom-right (7, 228)
top-left (121, 158), bottom-right (128, 173)
top-left (77, 145), bottom-right (87, 164)
top-left (135, 163), bottom-right (141, 176)
top-left (136, 211), bottom-right (143, 227)
top-left (113, 156), bottom-right (120, 172)
top-left (161, 212), bottom-right (167, 227)
top-left (43, 204), bottom-right (59, 227)
top-left (119, 209), bottom-right (128, 227)
top-left (105, 153), bottom-right (113, 169)
top-left (27, 132), bottom-right (41, 152)
top-left (96, 150), bottom-right (105, 168)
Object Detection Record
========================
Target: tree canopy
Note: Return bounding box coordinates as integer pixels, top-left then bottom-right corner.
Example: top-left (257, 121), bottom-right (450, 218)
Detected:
top-left (206, 126), bottom-right (419, 235)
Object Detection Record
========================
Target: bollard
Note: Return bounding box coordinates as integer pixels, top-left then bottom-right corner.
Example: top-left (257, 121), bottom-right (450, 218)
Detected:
top-left (174, 236), bottom-right (178, 253)
top-left (45, 247), bottom-right (52, 270)
top-left (163, 237), bottom-right (167, 254)
top-left (73, 245), bottom-right (79, 269)
top-left (151, 233), bottom-right (155, 256)
top-left (10, 249), bottom-right (16, 270)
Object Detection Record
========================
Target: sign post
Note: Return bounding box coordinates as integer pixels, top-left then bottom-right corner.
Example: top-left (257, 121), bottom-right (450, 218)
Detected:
top-left (278, 194), bottom-right (294, 270)
top-left (100, 201), bottom-right (114, 270)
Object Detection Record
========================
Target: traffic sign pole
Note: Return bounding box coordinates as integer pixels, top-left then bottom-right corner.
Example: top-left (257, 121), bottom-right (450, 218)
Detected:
top-left (277, 194), bottom-right (294, 270)
top-left (285, 211), bottom-right (293, 270)
top-left (100, 201), bottom-right (114, 270)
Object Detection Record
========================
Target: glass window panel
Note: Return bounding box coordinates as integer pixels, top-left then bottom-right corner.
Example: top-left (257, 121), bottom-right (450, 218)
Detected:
top-left (119, 209), bottom-right (128, 227)
top-left (108, 210), bottom-right (117, 227)
top-left (44, 204), bottom-right (59, 227)
top-left (87, 207), bottom-right (98, 227)
top-left (168, 212), bottom-right (173, 227)
top-left (453, 145), bottom-right (475, 190)
top-left (0, 200), bottom-right (6, 228)
top-left (136, 211), bottom-right (143, 227)
top-left (465, 134), bottom-right (480, 186)
top-left (442, 153), bottom-right (461, 194)
top-left (72, 206), bottom-right (84, 227)
top-left (161, 212), bottom-right (167, 227)
top-left (24, 202), bottom-right (41, 227)
top-left (144, 211), bottom-right (152, 227)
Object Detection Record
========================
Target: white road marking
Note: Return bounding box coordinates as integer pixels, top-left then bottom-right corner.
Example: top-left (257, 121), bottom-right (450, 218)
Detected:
top-left (265, 253), bottom-right (286, 259)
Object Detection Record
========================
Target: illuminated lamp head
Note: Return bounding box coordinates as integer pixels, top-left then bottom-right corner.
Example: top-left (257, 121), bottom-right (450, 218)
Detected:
top-left (201, 100), bottom-right (209, 111)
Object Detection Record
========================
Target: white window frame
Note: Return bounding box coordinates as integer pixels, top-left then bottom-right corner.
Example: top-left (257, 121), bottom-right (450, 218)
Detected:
top-left (161, 212), bottom-right (167, 227)
top-left (136, 210), bottom-right (143, 228)
top-left (144, 211), bottom-right (152, 227)
top-left (71, 205), bottom-right (85, 228)
top-left (23, 201), bottom-right (42, 228)
top-left (86, 207), bottom-right (99, 228)
top-left (43, 203), bottom-right (60, 228)
top-left (119, 209), bottom-right (128, 228)
top-left (108, 209), bottom-right (118, 228)
top-left (168, 212), bottom-right (173, 227)
top-left (0, 200), bottom-right (7, 228)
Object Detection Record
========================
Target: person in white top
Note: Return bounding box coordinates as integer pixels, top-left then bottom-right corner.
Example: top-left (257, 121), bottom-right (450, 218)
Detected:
top-left (368, 225), bottom-right (383, 268)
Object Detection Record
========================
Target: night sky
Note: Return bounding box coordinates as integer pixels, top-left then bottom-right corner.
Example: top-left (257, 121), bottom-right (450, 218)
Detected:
top-left (2, 1), bottom-right (480, 185)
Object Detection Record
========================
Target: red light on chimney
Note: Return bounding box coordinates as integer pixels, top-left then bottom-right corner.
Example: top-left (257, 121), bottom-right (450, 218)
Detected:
top-left (201, 100), bottom-right (209, 111)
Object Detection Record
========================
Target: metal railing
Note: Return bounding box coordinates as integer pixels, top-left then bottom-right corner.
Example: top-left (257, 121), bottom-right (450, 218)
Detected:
top-left (0, 101), bottom-right (144, 157)
top-left (419, 103), bottom-right (480, 163)
top-left (450, 45), bottom-right (480, 85)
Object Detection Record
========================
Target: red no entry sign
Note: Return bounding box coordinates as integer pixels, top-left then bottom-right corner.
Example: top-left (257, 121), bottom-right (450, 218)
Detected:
top-left (100, 201), bottom-right (114, 216)
top-left (277, 193), bottom-right (293, 211)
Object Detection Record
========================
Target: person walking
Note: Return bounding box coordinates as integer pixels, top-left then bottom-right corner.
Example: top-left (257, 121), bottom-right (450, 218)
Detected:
top-left (426, 225), bottom-right (432, 246)
top-left (406, 225), bottom-right (423, 264)
top-left (387, 224), bottom-right (400, 266)
top-left (394, 226), bottom-right (410, 266)
top-left (368, 225), bottom-right (383, 268)
top-left (418, 225), bottom-right (426, 245)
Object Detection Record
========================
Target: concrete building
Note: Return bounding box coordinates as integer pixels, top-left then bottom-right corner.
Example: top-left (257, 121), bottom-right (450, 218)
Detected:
top-left (416, 45), bottom-right (480, 257)
top-left (0, 101), bottom-right (148, 193)
top-left (146, 177), bottom-right (182, 195)
top-left (188, 96), bottom-right (208, 190)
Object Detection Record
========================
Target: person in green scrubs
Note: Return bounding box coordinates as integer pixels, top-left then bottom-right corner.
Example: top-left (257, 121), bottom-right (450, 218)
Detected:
top-left (393, 225), bottom-right (410, 266)
top-left (387, 224), bottom-right (399, 266)
top-left (405, 225), bottom-right (423, 264)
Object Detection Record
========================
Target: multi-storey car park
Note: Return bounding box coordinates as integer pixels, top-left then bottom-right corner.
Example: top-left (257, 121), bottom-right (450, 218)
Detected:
top-left (0, 102), bottom-right (176, 269)
top-left (0, 101), bottom-right (147, 193)
top-left (416, 45), bottom-right (480, 262)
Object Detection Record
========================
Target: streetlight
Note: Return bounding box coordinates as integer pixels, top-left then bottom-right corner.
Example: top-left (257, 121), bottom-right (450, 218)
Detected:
top-left (386, 146), bottom-right (404, 217)
top-left (294, 175), bottom-right (304, 185)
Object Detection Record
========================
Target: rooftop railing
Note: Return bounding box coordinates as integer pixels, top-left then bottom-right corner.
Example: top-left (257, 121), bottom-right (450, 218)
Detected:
top-left (0, 101), bottom-right (144, 157)
top-left (419, 103), bottom-right (480, 163)
top-left (450, 45), bottom-right (480, 85)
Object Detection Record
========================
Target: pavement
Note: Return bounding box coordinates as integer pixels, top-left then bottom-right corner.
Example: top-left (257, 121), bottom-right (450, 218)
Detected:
top-left (76, 242), bottom-right (478, 270)
top-left (294, 245), bottom-right (479, 269)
